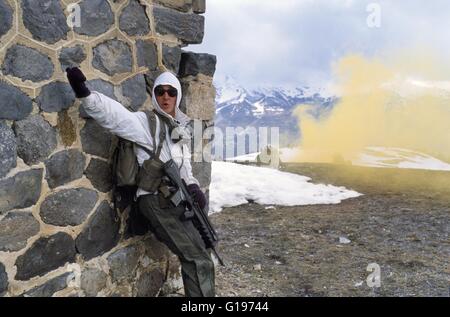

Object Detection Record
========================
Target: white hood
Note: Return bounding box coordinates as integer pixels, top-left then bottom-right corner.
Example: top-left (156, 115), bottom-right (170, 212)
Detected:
top-left (151, 71), bottom-right (191, 127)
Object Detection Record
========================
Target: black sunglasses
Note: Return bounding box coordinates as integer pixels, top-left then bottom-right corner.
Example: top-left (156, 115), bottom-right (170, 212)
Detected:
top-left (155, 86), bottom-right (178, 97)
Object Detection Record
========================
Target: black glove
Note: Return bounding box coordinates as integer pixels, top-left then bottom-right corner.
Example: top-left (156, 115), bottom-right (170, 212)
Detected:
top-left (187, 183), bottom-right (207, 210)
top-left (66, 67), bottom-right (91, 98)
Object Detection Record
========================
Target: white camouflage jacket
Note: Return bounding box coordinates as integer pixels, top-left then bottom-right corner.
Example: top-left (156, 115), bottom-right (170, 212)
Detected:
top-left (81, 71), bottom-right (200, 198)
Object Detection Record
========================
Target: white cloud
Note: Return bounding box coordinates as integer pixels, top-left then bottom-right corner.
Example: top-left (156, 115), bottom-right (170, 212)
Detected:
top-left (189, 0), bottom-right (450, 88)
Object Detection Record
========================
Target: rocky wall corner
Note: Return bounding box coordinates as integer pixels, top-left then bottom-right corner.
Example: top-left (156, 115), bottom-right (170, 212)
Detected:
top-left (0, 0), bottom-right (216, 297)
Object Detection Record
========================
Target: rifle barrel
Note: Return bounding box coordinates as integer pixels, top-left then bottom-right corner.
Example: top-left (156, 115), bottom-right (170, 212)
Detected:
top-left (212, 248), bottom-right (225, 266)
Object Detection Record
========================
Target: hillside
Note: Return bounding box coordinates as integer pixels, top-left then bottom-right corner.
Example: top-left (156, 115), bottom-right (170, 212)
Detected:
top-left (211, 163), bottom-right (450, 296)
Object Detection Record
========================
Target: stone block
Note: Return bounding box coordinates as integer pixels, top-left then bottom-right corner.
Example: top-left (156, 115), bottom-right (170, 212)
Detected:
top-left (153, 0), bottom-right (192, 12)
top-left (193, 0), bottom-right (205, 14)
top-left (119, 0), bottom-right (150, 36)
top-left (80, 119), bottom-right (113, 158)
top-left (80, 268), bottom-right (107, 297)
top-left (22, 272), bottom-right (75, 297)
top-left (37, 81), bottom-right (76, 113)
top-left (0, 121), bottom-right (17, 178)
top-left (0, 211), bottom-right (40, 252)
top-left (57, 110), bottom-right (77, 147)
top-left (0, 81), bottom-right (33, 120)
top-left (180, 75), bottom-right (216, 120)
top-left (84, 158), bottom-right (112, 193)
top-left (73, 0), bottom-right (114, 37)
top-left (75, 201), bottom-right (120, 260)
top-left (179, 51), bottom-right (216, 77)
top-left (0, 262), bottom-right (7, 296)
top-left (15, 232), bottom-right (76, 281)
top-left (0, 0), bottom-right (13, 38)
top-left (162, 45), bottom-right (182, 74)
top-left (107, 245), bottom-right (140, 282)
top-left (119, 74), bottom-right (147, 111)
top-left (135, 268), bottom-right (165, 297)
top-left (45, 149), bottom-right (85, 188)
top-left (40, 188), bottom-right (98, 226)
top-left (21, 0), bottom-right (69, 44)
top-left (92, 39), bottom-right (132, 76)
top-left (59, 45), bottom-right (87, 70)
top-left (0, 169), bottom-right (43, 214)
top-left (191, 161), bottom-right (211, 188)
top-left (136, 40), bottom-right (158, 70)
top-left (14, 115), bottom-right (58, 165)
top-left (153, 6), bottom-right (204, 44)
top-left (2, 44), bottom-right (54, 82)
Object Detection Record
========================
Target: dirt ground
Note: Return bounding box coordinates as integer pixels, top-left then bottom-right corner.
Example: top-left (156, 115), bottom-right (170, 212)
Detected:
top-left (211, 163), bottom-right (450, 297)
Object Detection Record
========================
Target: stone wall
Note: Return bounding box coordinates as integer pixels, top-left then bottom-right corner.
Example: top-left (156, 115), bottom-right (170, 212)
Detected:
top-left (0, 0), bottom-right (216, 297)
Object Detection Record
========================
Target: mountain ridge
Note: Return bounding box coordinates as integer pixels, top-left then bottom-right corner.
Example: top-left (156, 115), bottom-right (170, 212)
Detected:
top-left (213, 76), bottom-right (337, 148)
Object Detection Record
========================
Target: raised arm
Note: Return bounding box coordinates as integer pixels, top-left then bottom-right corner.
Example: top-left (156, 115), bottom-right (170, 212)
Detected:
top-left (66, 67), bottom-right (149, 144)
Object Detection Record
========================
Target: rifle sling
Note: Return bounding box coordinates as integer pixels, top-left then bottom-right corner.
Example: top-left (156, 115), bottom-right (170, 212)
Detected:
top-left (138, 110), bottom-right (166, 160)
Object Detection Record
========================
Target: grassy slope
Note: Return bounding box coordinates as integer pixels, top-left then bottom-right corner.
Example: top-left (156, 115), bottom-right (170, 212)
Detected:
top-left (212, 163), bottom-right (450, 297)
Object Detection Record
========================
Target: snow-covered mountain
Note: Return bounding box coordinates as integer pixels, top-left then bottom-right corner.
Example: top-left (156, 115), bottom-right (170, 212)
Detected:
top-left (214, 76), bottom-right (337, 145)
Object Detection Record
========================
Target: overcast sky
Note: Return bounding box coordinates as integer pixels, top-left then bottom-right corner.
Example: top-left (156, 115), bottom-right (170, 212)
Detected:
top-left (189, 0), bottom-right (450, 88)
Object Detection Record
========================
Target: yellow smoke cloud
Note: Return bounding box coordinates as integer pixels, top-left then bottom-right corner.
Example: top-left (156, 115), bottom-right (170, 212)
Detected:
top-left (293, 54), bottom-right (450, 164)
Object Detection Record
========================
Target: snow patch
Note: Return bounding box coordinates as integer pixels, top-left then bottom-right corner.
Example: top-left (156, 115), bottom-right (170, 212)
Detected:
top-left (354, 147), bottom-right (450, 171)
top-left (209, 161), bottom-right (362, 213)
top-left (227, 146), bottom-right (450, 172)
top-left (252, 100), bottom-right (265, 117)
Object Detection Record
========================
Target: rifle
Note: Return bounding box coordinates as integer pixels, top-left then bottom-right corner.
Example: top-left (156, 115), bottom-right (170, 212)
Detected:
top-left (162, 159), bottom-right (225, 266)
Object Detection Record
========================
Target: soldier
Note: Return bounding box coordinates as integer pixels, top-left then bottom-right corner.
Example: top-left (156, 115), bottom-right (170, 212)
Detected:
top-left (66, 67), bottom-right (215, 297)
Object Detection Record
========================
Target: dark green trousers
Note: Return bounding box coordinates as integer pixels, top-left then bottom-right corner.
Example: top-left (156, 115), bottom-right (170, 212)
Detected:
top-left (138, 194), bottom-right (215, 297)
